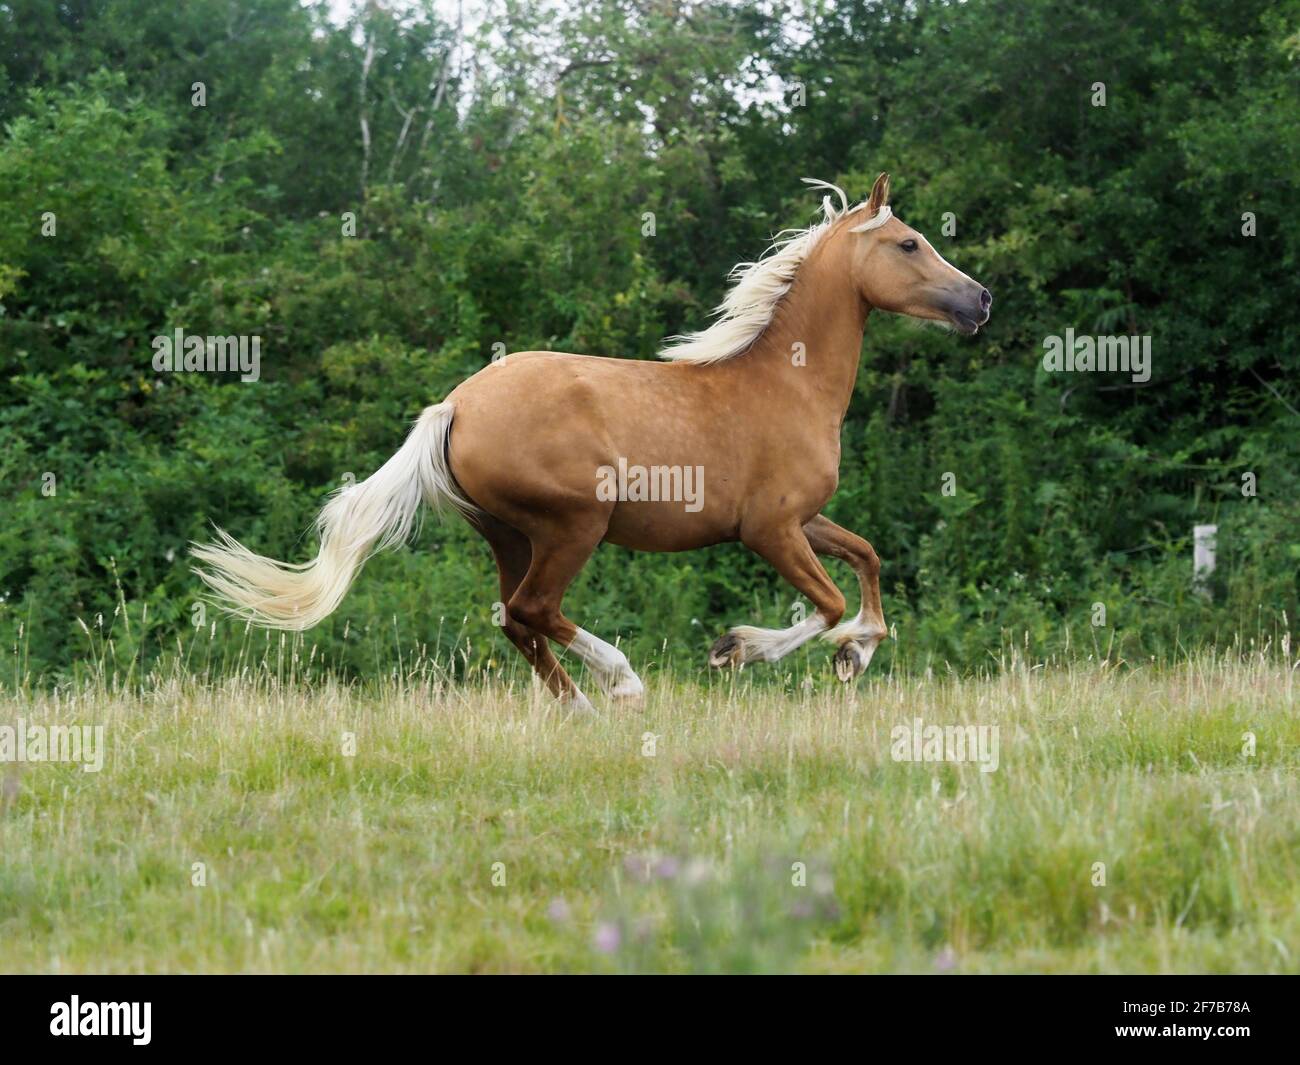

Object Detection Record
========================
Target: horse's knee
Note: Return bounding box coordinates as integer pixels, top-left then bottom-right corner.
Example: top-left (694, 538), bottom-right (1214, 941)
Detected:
top-left (507, 595), bottom-right (544, 631)
top-left (508, 592), bottom-right (557, 635)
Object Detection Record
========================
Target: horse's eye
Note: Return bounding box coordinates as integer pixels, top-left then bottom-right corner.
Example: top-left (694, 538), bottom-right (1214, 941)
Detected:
top-left (900, 239), bottom-right (918, 253)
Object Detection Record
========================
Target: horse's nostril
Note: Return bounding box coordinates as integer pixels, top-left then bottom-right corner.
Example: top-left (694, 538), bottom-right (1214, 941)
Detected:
top-left (979, 288), bottom-right (992, 312)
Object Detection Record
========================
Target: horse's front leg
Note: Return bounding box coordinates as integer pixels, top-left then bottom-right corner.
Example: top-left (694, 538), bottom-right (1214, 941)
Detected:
top-left (708, 524), bottom-right (846, 668)
top-left (801, 513), bottom-right (888, 681)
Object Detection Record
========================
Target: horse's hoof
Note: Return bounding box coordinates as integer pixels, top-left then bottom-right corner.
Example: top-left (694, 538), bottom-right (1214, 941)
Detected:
top-left (607, 675), bottom-right (645, 704)
top-left (708, 632), bottom-right (744, 669)
top-left (833, 642), bottom-right (869, 683)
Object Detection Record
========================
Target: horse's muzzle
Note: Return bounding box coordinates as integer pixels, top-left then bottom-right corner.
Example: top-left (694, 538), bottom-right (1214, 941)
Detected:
top-left (944, 285), bottom-right (992, 335)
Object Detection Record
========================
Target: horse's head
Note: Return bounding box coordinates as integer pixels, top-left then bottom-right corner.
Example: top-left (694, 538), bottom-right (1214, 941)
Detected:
top-left (847, 173), bottom-right (991, 335)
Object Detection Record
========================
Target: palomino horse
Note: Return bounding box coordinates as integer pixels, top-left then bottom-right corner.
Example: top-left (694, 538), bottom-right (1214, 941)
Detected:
top-left (193, 174), bottom-right (991, 709)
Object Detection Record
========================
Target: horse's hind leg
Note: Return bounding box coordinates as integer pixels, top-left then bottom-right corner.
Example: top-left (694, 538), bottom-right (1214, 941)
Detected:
top-left (507, 521), bottom-right (644, 704)
top-left (471, 513), bottom-right (588, 706)
top-left (802, 514), bottom-right (888, 681)
top-left (709, 523), bottom-right (846, 668)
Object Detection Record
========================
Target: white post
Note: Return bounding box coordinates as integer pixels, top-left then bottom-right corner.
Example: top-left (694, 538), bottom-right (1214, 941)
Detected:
top-left (1193, 524), bottom-right (1217, 597)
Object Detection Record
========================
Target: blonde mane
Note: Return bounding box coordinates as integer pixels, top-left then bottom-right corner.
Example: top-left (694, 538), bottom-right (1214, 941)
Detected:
top-left (658, 179), bottom-right (892, 366)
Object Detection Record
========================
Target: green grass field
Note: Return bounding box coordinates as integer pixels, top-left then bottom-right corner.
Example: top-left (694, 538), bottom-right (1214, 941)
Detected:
top-left (1, 648), bottom-right (1297, 973)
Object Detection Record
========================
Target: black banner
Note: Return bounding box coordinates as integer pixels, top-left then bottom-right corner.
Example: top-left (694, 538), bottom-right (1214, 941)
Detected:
top-left (0, 975), bottom-right (1292, 1052)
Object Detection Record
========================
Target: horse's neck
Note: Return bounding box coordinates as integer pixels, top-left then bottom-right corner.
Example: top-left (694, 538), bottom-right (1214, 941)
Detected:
top-left (733, 246), bottom-right (867, 424)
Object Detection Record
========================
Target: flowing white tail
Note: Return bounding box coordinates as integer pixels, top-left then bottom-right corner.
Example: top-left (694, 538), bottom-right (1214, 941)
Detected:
top-left (191, 402), bottom-right (475, 630)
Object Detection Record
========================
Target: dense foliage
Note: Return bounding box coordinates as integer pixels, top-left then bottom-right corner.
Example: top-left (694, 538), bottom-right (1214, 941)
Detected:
top-left (2, 0), bottom-right (1297, 682)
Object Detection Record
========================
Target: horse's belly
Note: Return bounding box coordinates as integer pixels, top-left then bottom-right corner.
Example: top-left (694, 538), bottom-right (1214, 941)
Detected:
top-left (602, 503), bottom-right (737, 552)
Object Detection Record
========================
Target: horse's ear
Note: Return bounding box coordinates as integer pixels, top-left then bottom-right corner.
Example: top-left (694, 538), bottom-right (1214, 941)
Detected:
top-left (868, 172), bottom-right (891, 213)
